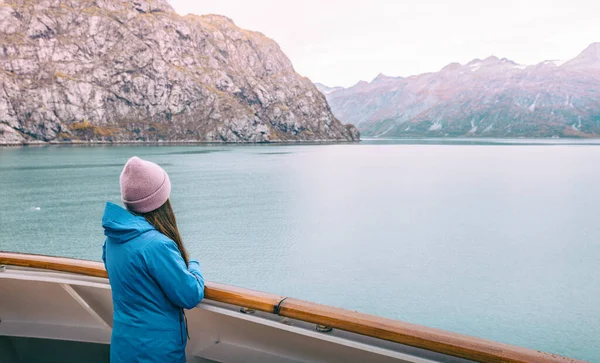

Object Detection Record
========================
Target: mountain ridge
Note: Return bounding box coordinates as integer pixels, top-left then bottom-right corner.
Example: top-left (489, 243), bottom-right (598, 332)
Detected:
top-left (319, 44), bottom-right (600, 138)
top-left (314, 83), bottom-right (344, 95)
top-left (0, 0), bottom-right (359, 145)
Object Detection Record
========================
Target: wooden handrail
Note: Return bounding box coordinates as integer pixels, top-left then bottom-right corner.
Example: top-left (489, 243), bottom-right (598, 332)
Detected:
top-left (278, 298), bottom-right (583, 363)
top-left (0, 252), bottom-right (107, 278)
top-left (0, 251), bottom-right (587, 363)
top-left (0, 252), bottom-right (283, 314)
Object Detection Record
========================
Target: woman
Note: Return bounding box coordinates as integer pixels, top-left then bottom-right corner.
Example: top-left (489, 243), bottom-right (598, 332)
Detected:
top-left (102, 156), bottom-right (204, 362)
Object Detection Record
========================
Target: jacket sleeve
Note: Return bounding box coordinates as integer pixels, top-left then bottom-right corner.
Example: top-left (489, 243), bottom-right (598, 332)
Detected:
top-left (143, 239), bottom-right (204, 309)
top-left (188, 259), bottom-right (205, 292)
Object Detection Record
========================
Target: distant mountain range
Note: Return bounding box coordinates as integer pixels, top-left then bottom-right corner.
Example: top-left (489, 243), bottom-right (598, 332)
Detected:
top-left (314, 83), bottom-right (344, 95)
top-left (316, 43), bottom-right (600, 138)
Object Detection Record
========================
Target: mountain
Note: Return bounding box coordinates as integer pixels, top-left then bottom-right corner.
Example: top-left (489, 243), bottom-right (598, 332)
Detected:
top-left (0, 0), bottom-right (359, 145)
top-left (318, 44), bottom-right (600, 138)
top-left (314, 83), bottom-right (344, 95)
top-left (562, 43), bottom-right (600, 72)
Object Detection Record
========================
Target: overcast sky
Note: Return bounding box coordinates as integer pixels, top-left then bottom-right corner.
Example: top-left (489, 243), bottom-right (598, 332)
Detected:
top-left (169, 0), bottom-right (600, 87)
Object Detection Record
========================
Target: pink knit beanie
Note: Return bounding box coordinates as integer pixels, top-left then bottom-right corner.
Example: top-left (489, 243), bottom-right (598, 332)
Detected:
top-left (120, 156), bottom-right (171, 213)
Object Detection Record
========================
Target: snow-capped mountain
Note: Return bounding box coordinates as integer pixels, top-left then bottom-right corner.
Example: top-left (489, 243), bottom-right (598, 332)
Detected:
top-left (318, 43), bottom-right (600, 138)
top-left (314, 83), bottom-right (345, 95)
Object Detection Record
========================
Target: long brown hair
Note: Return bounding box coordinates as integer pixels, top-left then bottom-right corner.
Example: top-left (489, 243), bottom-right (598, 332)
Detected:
top-left (140, 199), bottom-right (189, 266)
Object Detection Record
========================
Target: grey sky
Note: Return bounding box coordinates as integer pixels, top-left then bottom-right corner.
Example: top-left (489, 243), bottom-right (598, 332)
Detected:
top-left (169, 0), bottom-right (600, 87)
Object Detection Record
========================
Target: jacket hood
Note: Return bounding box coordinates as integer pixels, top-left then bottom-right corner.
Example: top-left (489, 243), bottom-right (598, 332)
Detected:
top-left (102, 202), bottom-right (155, 243)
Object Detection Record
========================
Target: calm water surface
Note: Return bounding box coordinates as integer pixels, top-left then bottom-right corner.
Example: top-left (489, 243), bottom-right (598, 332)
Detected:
top-left (1, 140), bottom-right (599, 362)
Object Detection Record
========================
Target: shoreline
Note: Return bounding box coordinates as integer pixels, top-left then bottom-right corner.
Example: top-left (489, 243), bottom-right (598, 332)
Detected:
top-left (4, 136), bottom-right (600, 148)
top-left (0, 139), bottom-right (363, 147)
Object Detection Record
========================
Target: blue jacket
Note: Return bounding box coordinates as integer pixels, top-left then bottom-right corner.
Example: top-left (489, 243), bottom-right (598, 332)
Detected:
top-left (102, 202), bottom-right (204, 363)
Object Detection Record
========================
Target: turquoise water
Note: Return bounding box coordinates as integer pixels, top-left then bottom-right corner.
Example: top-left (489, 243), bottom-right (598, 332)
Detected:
top-left (1, 141), bottom-right (599, 362)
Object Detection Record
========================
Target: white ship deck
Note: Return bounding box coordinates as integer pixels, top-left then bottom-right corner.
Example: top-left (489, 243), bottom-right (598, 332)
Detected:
top-left (0, 252), bottom-right (587, 363)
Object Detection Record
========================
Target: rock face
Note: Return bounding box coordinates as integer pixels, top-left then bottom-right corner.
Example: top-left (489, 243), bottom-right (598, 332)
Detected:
top-left (320, 43), bottom-right (600, 138)
top-left (0, 0), bottom-right (359, 144)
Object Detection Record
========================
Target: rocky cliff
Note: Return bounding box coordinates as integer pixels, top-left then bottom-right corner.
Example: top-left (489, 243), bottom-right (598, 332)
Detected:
top-left (0, 0), bottom-right (359, 144)
top-left (320, 43), bottom-right (600, 138)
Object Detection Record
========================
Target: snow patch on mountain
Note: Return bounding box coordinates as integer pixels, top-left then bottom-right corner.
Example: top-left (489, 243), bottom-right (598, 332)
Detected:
top-left (429, 121), bottom-right (443, 131)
